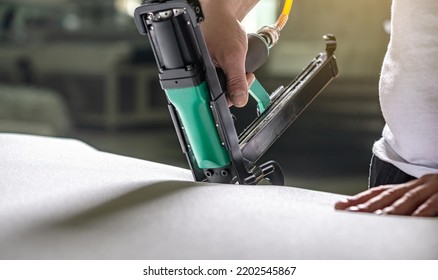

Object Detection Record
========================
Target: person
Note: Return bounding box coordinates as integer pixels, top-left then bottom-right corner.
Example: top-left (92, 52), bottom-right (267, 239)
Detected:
top-left (200, 0), bottom-right (438, 217)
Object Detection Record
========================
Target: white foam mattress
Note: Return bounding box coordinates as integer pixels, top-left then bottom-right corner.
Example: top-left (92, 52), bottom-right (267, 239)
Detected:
top-left (1, 133), bottom-right (437, 259)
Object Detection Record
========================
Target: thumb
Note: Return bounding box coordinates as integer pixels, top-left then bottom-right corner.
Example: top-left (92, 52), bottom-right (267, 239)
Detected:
top-left (222, 55), bottom-right (249, 108)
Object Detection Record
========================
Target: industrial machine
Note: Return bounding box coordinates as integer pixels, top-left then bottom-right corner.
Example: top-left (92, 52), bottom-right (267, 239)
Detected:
top-left (134, 0), bottom-right (338, 185)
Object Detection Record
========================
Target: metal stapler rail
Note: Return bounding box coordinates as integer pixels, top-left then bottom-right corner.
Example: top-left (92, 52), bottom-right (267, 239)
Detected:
top-left (134, 0), bottom-right (339, 185)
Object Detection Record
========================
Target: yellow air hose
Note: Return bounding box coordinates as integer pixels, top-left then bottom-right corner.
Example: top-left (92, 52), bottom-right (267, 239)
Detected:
top-left (275, 0), bottom-right (294, 31)
top-left (256, 0), bottom-right (294, 48)
top-left (249, 0), bottom-right (294, 68)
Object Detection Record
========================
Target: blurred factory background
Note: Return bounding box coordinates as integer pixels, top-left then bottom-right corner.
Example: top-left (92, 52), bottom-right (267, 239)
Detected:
top-left (0, 0), bottom-right (391, 194)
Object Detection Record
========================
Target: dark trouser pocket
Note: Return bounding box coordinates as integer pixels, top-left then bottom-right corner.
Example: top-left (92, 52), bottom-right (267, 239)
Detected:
top-left (369, 154), bottom-right (416, 188)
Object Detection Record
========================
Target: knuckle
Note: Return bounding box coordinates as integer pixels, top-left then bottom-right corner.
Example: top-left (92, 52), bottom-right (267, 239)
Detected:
top-left (419, 173), bottom-right (438, 184)
top-left (373, 185), bottom-right (389, 193)
top-left (403, 189), bottom-right (422, 203)
top-left (426, 193), bottom-right (438, 209)
top-left (227, 75), bottom-right (247, 86)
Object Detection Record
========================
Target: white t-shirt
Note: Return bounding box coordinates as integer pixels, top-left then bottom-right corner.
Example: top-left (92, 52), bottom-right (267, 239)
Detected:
top-left (373, 0), bottom-right (438, 178)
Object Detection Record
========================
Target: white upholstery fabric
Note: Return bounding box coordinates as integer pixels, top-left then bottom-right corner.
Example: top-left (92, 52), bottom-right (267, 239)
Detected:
top-left (1, 133), bottom-right (437, 259)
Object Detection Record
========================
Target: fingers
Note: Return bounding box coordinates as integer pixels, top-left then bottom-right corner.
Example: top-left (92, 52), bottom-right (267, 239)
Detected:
top-left (222, 57), bottom-right (257, 107)
top-left (380, 175), bottom-right (438, 216)
top-left (200, 0), bottom-right (257, 107)
top-left (229, 73), bottom-right (256, 107)
top-left (347, 182), bottom-right (418, 213)
top-left (218, 28), bottom-right (249, 107)
top-left (378, 180), bottom-right (436, 215)
top-left (222, 54), bottom-right (249, 107)
top-left (335, 174), bottom-right (438, 217)
top-left (226, 73), bottom-right (255, 107)
top-left (334, 186), bottom-right (388, 210)
top-left (412, 192), bottom-right (438, 217)
top-left (201, 11), bottom-right (250, 107)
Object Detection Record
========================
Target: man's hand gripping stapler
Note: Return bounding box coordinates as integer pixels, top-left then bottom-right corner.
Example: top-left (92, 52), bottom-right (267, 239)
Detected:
top-left (134, 0), bottom-right (339, 185)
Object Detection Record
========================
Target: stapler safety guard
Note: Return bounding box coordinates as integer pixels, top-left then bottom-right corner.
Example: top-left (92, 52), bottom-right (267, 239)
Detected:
top-left (134, 0), bottom-right (339, 185)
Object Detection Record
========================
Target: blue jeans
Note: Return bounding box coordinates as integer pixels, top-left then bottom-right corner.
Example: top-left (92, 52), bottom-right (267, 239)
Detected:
top-left (369, 154), bottom-right (416, 188)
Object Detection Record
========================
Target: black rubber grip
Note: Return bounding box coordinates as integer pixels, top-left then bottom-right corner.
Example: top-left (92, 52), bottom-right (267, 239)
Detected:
top-left (245, 33), bottom-right (269, 73)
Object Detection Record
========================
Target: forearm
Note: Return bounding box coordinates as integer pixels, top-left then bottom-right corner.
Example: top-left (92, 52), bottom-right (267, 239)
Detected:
top-left (200, 0), bottom-right (259, 21)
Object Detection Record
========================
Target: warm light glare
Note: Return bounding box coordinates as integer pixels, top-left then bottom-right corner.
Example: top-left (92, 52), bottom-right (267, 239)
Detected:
top-left (116, 0), bottom-right (141, 17)
top-left (242, 0), bottom-right (277, 33)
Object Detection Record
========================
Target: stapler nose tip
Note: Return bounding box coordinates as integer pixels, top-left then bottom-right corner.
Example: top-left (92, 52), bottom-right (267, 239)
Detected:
top-left (323, 34), bottom-right (337, 56)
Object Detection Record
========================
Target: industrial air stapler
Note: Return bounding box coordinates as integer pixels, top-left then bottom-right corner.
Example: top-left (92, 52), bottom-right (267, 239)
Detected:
top-left (134, 0), bottom-right (339, 185)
